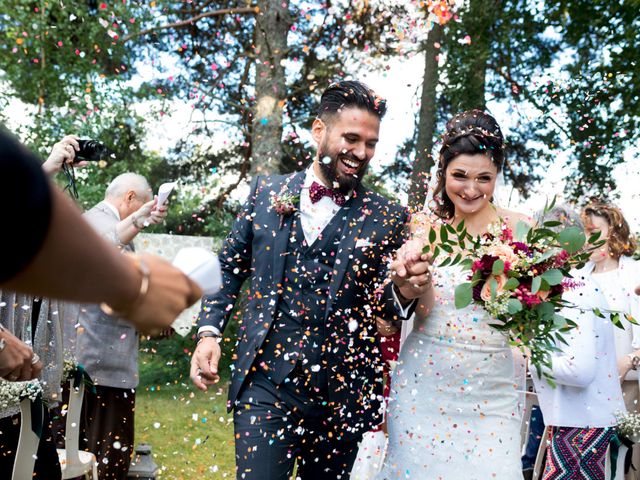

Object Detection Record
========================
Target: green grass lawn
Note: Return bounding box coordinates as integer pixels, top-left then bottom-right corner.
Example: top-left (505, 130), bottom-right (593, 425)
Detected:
top-left (135, 383), bottom-right (236, 478)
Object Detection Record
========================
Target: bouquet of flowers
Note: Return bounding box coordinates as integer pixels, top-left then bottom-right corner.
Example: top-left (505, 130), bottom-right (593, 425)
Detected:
top-left (422, 199), bottom-right (625, 382)
top-left (0, 379), bottom-right (43, 410)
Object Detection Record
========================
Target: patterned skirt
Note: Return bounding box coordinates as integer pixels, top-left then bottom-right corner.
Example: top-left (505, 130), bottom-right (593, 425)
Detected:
top-left (543, 426), bottom-right (615, 480)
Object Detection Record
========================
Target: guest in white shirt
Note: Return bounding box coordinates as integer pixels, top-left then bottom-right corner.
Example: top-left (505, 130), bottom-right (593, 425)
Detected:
top-left (582, 203), bottom-right (640, 480)
top-left (530, 205), bottom-right (625, 480)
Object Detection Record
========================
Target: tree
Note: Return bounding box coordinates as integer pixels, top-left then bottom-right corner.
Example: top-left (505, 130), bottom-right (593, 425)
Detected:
top-left (403, 0), bottom-right (640, 206)
top-left (251, 0), bottom-right (292, 175)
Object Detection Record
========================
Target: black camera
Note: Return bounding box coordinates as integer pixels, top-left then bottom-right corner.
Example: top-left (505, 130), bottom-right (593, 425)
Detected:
top-left (74, 139), bottom-right (110, 162)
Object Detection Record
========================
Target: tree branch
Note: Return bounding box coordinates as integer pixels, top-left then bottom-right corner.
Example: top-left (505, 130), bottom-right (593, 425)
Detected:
top-left (487, 62), bottom-right (571, 139)
top-left (122, 6), bottom-right (258, 43)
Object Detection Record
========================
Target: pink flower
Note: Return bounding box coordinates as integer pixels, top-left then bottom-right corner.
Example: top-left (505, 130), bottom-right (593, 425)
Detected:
top-left (536, 289), bottom-right (550, 301)
top-left (500, 226), bottom-right (513, 242)
top-left (488, 243), bottom-right (519, 265)
top-left (514, 285), bottom-right (542, 308)
top-left (480, 274), bottom-right (508, 302)
top-left (270, 191), bottom-right (299, 229)
top-left (562, 278), bottom-right (584, 291)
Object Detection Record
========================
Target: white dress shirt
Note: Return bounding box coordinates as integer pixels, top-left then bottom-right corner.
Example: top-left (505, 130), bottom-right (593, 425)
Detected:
top-left (299, 166), bottom-right (349, 245)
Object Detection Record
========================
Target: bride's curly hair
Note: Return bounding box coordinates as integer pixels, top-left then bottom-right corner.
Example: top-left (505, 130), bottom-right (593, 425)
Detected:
top-left (432, 110), bottom-right (506, 220)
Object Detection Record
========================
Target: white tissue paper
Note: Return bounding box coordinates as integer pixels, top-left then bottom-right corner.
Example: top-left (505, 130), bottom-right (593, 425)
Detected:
top-left (170, 247), bottom-right (222, 335)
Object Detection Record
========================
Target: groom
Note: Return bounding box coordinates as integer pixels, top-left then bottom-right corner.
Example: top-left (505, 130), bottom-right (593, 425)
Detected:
top-left (191, 81), bottom-right (430, 479)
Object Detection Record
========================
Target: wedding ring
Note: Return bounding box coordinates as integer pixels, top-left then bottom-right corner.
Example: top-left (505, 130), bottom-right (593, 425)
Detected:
top-left (31, 353), bottom-right (40, 365)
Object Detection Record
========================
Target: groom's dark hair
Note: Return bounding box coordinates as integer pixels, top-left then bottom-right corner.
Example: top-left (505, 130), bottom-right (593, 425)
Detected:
top-left (318, 80), bottom-right (387, 121)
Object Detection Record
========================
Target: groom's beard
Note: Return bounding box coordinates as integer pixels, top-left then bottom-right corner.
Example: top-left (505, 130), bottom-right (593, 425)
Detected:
top-left (318, 142), bottom-right (369, 195)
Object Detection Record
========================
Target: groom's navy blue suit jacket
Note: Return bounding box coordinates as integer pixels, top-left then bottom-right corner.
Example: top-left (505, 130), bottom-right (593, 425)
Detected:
top-left (198, 170), bottom-right (411, 435)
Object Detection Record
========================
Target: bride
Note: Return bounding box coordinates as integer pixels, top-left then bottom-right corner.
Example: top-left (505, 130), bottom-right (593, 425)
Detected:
top-left (378, 110), bottom-right (530, 479)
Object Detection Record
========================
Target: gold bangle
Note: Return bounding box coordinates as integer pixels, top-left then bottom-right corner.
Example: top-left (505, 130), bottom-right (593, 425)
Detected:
top-left (100, 256), bottom-right (150, 316)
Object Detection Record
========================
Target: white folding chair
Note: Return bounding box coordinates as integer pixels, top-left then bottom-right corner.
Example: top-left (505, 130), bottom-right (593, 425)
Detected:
top-left (56, 377), bottom-right (98, 479)
top-left (532, 426), bottom-right (548, 480)
top-left (605, 441), bottom-right (631, 480)
top-left (12, 396), bottom-right (43, 480)
top-left (520, 376), bottom-right (540, 451)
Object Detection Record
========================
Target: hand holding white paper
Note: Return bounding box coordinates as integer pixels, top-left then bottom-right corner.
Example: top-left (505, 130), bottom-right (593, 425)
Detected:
top-left (157, 181), bottom-right (177, 206)
top-left (172, 247), bottom-right (222, 296)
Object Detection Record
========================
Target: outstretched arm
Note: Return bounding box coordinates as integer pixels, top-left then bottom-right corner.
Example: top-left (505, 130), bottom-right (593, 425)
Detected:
top-left (0, 131), bottom-right (201, 335)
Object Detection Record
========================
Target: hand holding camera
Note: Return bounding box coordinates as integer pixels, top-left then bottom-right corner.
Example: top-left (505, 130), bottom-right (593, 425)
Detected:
top-left (42, 135), bottom-right (84, 175)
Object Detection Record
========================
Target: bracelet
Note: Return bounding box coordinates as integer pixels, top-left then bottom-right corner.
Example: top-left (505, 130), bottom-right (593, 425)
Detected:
top-left (100, 255), bottom-right (150, 317)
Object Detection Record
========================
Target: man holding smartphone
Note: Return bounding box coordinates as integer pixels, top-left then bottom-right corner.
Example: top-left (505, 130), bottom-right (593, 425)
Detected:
top-left (74, 172), bottom-right (168, 480)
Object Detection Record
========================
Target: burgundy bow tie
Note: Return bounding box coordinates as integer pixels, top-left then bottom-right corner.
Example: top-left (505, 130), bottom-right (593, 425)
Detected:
top-left (309, 181), bottom-right (346, 206)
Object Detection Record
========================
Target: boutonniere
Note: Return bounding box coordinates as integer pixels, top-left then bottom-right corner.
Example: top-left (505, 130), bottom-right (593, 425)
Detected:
top-left (270, 189), bottom-right (299, 229)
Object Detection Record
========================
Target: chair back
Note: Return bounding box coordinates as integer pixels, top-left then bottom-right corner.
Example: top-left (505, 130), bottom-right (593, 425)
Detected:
top-left (12, 397), bottom-right (43, 480)
top-left (64, 376), bottom-right (85, 467)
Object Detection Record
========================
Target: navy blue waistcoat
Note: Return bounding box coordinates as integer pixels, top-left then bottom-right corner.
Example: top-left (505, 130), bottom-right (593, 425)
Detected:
top-left (256, 207), bottom-right (346, 386)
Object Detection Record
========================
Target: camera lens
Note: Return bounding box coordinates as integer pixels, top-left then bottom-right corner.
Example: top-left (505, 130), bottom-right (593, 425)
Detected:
top-left (75, 139), bottom-right (109, 161)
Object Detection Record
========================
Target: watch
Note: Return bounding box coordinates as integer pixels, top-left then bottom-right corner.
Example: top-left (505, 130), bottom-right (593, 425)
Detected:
top-left (132, 214), bottom-right (146, 230)
top-left (197, 331), bottom-right (222, 344)
top-left (628, 353), bottom-right (640, 371)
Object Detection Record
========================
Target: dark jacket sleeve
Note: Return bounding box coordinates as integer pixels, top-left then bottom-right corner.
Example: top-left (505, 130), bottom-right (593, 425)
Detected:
top-left (197, 175), bottom-right (261, 333)
top-left (0, 129), bottom-right (52, 283)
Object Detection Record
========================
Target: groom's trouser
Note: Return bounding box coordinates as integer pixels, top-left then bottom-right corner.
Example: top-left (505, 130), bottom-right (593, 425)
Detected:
top-left (234, 368), bottom-right (362, 480)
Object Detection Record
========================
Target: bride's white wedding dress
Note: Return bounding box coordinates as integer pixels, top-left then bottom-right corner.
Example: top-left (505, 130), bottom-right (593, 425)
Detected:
top-left (377, 265), bottom-right (523, 480)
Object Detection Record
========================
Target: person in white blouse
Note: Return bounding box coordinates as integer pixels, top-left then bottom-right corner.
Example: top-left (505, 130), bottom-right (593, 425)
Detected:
top-left (582, 203), bottom-right (640, 480)
top-left (530, 205), bottom-right (625, 480)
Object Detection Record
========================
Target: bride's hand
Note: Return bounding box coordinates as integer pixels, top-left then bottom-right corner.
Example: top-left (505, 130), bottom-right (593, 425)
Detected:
top-left (390, 238), bottom-right (433, 301)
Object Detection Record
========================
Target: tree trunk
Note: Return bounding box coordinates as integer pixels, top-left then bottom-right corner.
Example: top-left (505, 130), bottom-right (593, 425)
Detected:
top-left (408, 23), bottom-right (444, 211)
top-left (250, 0), bottom-right (291, 176)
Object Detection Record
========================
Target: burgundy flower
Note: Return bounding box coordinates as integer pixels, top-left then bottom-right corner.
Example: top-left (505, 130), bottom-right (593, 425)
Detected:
top-left (552, 250), bottom-right (570, 267)
top-left (472, 282), bottom-right (483, 301)
top-left (550, 284), bottom-right (564, 297)
top-left (511, 242), bottom-right (530, 255)
top-left (475, 254), bottom-right (499, 276)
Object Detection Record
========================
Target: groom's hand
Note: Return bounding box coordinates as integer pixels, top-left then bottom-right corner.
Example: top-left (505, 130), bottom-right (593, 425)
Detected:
top-left (190, 337), bottom-right (221, 391)
top-left (390, 238), bottom-right (433, 301)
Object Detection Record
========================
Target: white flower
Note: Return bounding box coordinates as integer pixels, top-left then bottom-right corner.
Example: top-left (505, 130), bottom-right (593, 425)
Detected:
top-left (0, 379), bottom-right (43, 410)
